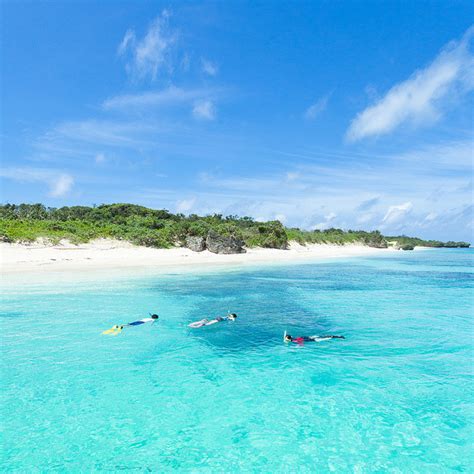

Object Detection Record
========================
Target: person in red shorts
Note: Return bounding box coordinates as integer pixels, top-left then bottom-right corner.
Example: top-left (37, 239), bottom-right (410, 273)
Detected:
top-left (284, 332), bottom-right (345, 345)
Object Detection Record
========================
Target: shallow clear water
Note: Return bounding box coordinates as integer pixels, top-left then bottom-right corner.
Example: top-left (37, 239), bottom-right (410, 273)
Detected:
top-left (1, 249), bottom-right (473, 472)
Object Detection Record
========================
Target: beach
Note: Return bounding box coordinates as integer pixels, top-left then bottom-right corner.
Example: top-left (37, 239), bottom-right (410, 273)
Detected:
top-left (0, 238), bottom-right (398, 274)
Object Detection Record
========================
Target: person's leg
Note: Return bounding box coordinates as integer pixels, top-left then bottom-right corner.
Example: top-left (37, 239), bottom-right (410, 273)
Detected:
top-left (204, 318), bottom-right (220, 326)
top-left (189, 319), bottom-right (208, 328)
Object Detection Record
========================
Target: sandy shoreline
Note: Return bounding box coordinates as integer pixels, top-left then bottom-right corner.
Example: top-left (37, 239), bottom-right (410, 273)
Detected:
top-left (0, 238), bottom-right (400, 275)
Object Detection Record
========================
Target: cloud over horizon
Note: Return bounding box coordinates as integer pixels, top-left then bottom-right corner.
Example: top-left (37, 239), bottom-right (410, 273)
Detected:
top-left (0, 167), bottom-right (74, 198)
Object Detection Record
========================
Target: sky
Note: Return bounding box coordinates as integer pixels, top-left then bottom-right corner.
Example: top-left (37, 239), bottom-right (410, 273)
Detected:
top-left (1, 0), bottom-right (473, 241)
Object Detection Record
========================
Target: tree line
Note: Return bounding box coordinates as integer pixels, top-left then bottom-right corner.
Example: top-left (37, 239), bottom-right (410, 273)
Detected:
top-left (0, 203), bottom-right (469, 249)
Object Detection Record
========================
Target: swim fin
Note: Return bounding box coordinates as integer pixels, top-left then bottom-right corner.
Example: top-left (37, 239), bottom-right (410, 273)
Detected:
top-left (102, 325), bottom-right (123, 336)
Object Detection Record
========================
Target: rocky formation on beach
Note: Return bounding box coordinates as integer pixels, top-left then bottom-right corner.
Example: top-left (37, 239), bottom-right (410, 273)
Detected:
top-left (206, 231), bottom-right (246, 254)
top-left (185, 231), bottom-right (246, 254)
top-left (185, 236), bottom-right (206, 252)
top-left (367, 240), bottom-right (388, 249)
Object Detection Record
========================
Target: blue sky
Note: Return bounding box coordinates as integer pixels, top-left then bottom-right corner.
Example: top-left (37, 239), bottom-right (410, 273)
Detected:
top-left (1, 1), bottom-right (473, 241)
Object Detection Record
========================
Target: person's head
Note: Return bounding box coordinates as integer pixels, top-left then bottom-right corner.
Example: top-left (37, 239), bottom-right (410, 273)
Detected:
top-left (284, 334), bottom-right (293, 342)
top-left (228, 313), bottom-right (237, 320)
top-left (151, 314), bottom-right (159, 319)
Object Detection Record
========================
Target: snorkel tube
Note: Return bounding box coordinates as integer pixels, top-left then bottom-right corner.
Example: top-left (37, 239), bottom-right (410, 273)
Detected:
top-left (283, 330), bottom-right (288, 343)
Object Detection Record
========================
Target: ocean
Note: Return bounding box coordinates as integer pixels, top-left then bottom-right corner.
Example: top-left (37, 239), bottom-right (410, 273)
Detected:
top-left (1, 248), bottom-right (473, 472)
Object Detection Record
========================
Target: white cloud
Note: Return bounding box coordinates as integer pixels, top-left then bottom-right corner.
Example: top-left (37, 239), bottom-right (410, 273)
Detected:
top-left (176, 198), bottom-right (196, 213)
top-left (50, 174), bottom-right (74, 197)
top-left (95, 153), bottom-right (106, 164)
top-left (201, 58), bottom-right (218, 76)
top-left (312, 212), bottom-right (337, 230)
top-left (394, 139), bottom-right (473, 170)
top-left (102, 86), bottom-right (212, 110)
top-left (424, 212), bottom-right (438, 222)
top-left (117, 30), bottom-right (135, 56)
top-left (181, 53), bottom-right (191, 71)
top-left (118, 10), bottom-right (176, 81)
top-left (347, 26), bottom-right (474, 141)
top-left (51, 119), bottom-right (157, 147)
top-left (285, 171), bottom-right (300, 182)
top-left (0, 167), bottom-right (74, 197)
top-left (382, 202), bottom-right (413, 225)
top-left (192, 100), bottom-right (216, 120)
top-left (356, 196), bottom-right (380, 211)
top-left (357, 212), bottom-right (375, 225)
top-left (304, 94), bottom-right (330, 120)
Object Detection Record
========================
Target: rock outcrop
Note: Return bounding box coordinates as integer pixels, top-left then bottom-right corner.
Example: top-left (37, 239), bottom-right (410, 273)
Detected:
top-left (206, 230), bottom-right (246, 254)
top-left (367, 240), bottom-right (388, 249)
top-left (185, 236), bottom-right (206, 252)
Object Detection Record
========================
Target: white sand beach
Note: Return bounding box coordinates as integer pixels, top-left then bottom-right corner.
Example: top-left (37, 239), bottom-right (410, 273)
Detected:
top-left (0, 238), bottom-right (398, 274)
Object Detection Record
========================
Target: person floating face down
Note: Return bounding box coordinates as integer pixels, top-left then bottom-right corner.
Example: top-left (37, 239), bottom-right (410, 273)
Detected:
top-left (188, 313), bottom-right (237, 328)
top-left (284, 332), bottom-right (345, 345)
top-left (102, 314), bottom-right (159, 336)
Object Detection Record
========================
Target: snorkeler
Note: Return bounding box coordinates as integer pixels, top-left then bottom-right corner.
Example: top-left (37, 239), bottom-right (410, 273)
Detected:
top-left (188, 313), bottom-right (237, 328)
top-left (284, 331), bottom-right (345, 345)
top-left (102, 314), bottom-right (159, 336)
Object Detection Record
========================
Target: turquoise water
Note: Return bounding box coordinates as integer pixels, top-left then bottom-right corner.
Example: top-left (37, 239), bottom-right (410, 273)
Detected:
top-left (1, 249), bottom-right (473, 472)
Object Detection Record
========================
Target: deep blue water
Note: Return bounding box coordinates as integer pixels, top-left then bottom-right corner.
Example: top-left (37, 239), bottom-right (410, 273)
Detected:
top-left (1, 249), bottom-right (473, 472)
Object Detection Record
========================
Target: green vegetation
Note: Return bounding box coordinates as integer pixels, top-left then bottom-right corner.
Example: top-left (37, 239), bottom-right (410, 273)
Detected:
top-left (0, 203), bottom-right (470, 249)
top-left (386, 235), bottom-right (470, 249)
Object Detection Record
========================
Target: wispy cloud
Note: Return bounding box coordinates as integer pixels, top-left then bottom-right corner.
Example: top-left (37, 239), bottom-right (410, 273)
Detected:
top-left (304, 94), bottom-right (330, 120)
top-left (0, 167), bottom-right (74, 197)
top-left (102, 86), bottom-right (213, 110)
top-left (118, 10), bottom-right (176, 81)
top-left (313, 212), bottom-right (337, 230)
top-left (201, 58), bottom-right (218, 76)
top-left (285, 171), bottom-right (300, 182)
top-left (347, 26), bottom-right (474, 141)
top-left (95, 153), bottom-right (106, 164)
top-left (49, 120), bottom-right (158, 147)
top-left (193, 100), bottom-right (216, 120)
top-left (117, 30), bottom-right (135, 56)
top-left (50, 174), bottom-right (74, 197)
top-left (357, 196), bottom-right (380, 211)
top-left (393, 139), bottom-right (473, 171)
top-left (382, 201), bottom-right (413, 225)
top-left (176, 197), bottom-right (196, 213)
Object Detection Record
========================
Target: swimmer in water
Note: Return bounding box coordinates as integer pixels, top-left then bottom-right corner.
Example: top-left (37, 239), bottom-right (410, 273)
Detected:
top-left (188, 313), bottom-right (237, 328)
top-left (102, 314), bottom-right (159, 335)
top-left (284, 332), bottom-right (345, 345)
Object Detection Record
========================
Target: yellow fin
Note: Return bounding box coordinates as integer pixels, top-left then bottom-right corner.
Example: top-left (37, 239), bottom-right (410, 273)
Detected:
top-left (102, 325), bottom-right (122, 335)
